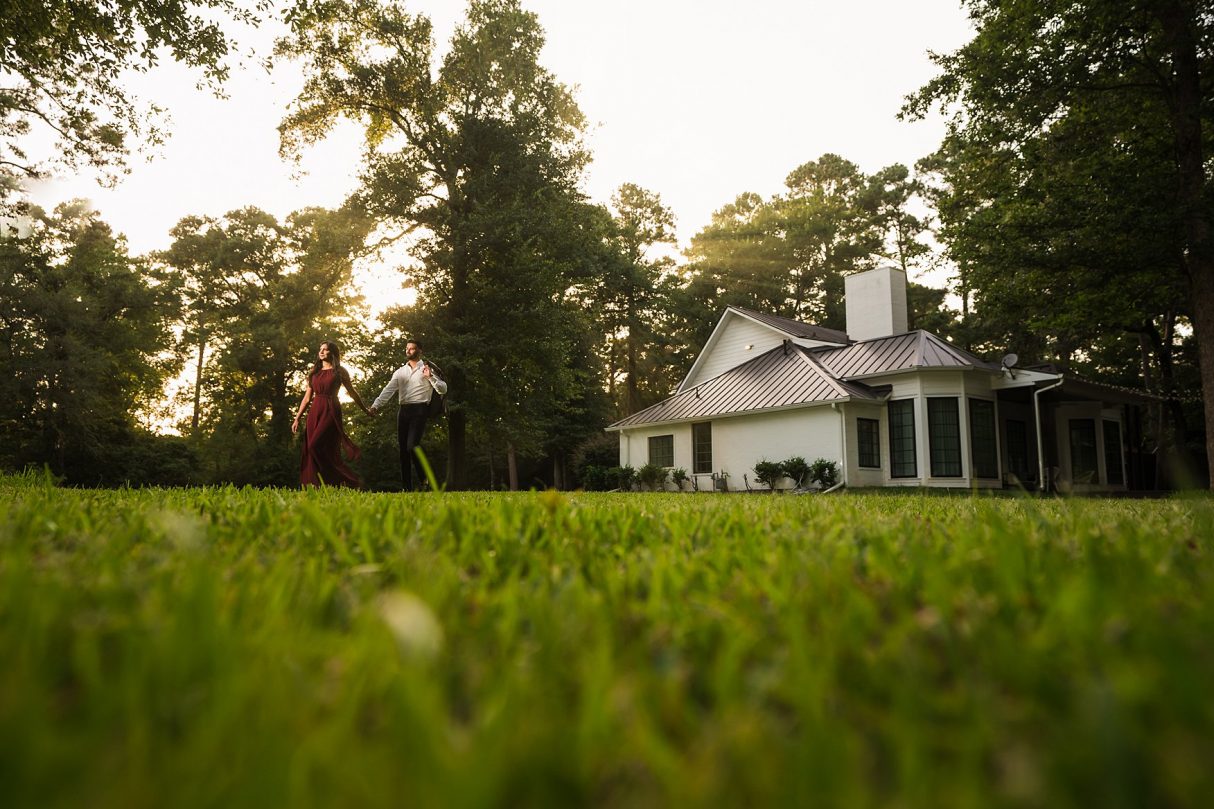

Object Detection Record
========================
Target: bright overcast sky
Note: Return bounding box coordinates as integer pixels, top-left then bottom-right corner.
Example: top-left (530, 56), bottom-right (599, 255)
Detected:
top-left (24, 0), bottom-right (973, 294)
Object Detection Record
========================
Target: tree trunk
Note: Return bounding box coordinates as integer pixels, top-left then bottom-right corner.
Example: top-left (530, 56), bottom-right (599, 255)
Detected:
top-left (191, 335), bottom-right (206, 435)
top-left (625, 331), bottom-right (640, 416)
top-left (1158, 0), bottom-right (1213, 488)
top-left (507, 442), bottom-right (519, 491)
top-left (488, 444), bottom-right (496, 491)
top-left (553, 453), bottom-right (565, 490)
top-left (446, 404), bottom-right (467, 491)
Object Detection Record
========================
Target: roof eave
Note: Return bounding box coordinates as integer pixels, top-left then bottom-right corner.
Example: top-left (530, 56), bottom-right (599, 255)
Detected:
top-left (607, 395), bottom-right (879, 432)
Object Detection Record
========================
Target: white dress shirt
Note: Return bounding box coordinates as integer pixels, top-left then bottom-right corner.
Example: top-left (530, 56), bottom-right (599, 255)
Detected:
top-left (372, 361), bottom-right (449, 410)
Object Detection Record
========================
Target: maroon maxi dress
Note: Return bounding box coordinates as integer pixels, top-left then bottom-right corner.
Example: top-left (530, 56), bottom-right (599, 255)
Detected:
top-left (300, 368), bottom-right (362, 488)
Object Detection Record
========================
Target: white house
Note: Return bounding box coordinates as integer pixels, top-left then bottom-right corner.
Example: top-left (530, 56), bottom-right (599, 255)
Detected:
top-left (606, 267), bottom-right (1153, 493)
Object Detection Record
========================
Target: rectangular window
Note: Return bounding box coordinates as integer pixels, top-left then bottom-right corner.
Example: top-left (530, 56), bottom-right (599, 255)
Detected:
top-left (857, 418), bottom-right (880, 468)
top-left (888, 399), bottom-right (917, 478)
top-left (1103, 419), bottom-right (1124, 485)
top-left (648, 435), bottom-right (674, 468)
top-left (1005, 419), bottom-right (1029, 482)
top-left (969, 399), bottom-right (998, 479)
top-left (692, 422), bottom-right (712, 474)
top-left (928, 397), bottom-right (962, 477)
top-left (1069, 419), bottom-right (1098, 480)
top-left (645, 434), bottom-right (674, 466)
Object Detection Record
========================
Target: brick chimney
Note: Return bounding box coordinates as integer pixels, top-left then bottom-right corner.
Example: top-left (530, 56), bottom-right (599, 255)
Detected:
top-left (845, 266), bottom-right (908, 341)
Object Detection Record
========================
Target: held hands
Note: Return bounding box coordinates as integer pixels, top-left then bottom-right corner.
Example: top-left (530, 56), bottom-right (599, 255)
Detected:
top-left (368, 406), bottom-right (379, 417)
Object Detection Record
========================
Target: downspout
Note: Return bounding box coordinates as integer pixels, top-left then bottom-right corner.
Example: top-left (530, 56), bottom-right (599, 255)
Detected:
top-left (832, 401), bottom-right (849, 488)
top-left (1033, 377), bottom-right (1065, 492)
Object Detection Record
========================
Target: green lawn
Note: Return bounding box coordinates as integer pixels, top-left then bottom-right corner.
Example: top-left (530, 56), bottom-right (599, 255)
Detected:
top-left (2, 472), bottom-right (1211, 808)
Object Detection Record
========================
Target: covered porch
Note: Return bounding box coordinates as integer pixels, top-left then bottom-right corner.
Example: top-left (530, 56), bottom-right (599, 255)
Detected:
top-left (994, 371), bottom-right (1156, 493)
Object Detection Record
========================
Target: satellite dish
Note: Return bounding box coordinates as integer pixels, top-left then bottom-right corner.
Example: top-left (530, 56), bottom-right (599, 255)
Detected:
top-left (1000, 353), bottom-right (1019, 378)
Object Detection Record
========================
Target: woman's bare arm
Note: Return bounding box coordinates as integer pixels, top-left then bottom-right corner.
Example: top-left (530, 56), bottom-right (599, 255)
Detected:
top-left (341, 368), bottom-right (372, 415)
top-left (292, 382), bottom-right (313, 434)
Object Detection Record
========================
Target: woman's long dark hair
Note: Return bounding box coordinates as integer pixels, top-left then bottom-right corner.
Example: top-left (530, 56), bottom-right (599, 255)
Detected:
top-left (309, 341), bottom-right (342, 382)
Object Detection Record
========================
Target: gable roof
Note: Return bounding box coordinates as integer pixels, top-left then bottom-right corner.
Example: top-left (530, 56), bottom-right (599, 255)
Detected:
top-left (608, 342), bottom-right (885, 430)
top-left (811, 330), bottom-right (1000, 378)
top-left (726, 305), bottom-right (852, 344)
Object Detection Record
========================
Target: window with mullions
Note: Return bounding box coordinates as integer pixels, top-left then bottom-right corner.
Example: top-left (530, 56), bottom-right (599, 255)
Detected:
top-left (969, 399), bottom-right (998, 479)
top-left (648, 435), bottom-right (673, 468)
top-left (888, 399), bottom-right (916, 478)
top-left (928, 397), bottom-right (962, 477)
top-left (1069, 419), bottom-right (1098, 480)
top-left (1103, 419), bottom-right (1124, 485)
top-left (857, 418), bottom-right (880, 468)
top-left (692, 422), bottom-right (712, 474)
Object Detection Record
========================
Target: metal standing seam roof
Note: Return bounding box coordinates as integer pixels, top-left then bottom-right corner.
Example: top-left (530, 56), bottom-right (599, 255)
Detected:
top-left (726, 305), bottom-right (851, 344)
top-left (608, 343), bottom-right (885, 430)
top-left (811, 330), bottom-right (1001, 379)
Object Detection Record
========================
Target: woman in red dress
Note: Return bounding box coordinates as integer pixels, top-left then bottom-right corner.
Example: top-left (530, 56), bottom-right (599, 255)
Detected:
top-left (292, 341), bottom-right (372, 488)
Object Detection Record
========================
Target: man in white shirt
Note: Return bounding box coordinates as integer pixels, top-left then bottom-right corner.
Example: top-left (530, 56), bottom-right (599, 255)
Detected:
top-left (369, 339), bottom-right (449, 490)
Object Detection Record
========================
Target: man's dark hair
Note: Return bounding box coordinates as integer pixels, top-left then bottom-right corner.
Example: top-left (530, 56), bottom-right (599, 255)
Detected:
top-left (407, 338), bottom-right (422, 349)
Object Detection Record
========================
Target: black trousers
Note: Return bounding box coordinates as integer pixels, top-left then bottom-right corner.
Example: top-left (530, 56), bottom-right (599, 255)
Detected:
top-left (397, 403), bottom-right (430, 490)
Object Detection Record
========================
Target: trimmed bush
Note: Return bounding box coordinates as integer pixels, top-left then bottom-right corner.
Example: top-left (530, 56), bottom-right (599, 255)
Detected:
top-left (781, 456), bottom-right (811, 488)
top-left (752, 459), bottom-right (785, 490)
top-left (637, 463), bottom-right (669, 491)
top-left (810, 458), bottom-right (840, 488)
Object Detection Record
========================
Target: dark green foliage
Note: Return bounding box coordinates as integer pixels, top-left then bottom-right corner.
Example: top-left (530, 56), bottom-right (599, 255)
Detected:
top-left (905, 0), bottom-right (1214, 486)
top-left (636, 463), bottom-right (668, 491)
top-left (160, 205), bottom-right (370, 486)
top-left (670, 468), bottom-right (688, 491)
top-left (779, 456), bottom-right (811, 488)
top-left (612, 465), bottom-right (637, 491)
top-left (0, 0), bottom-right (263, 198)
top-left (809, 457), bottom-right (839, 488)
top-left (0, 202), bottom-right (179, 484)
top-left (752, 459), bottom-right (785, 490)
top-left (671, 154), bottom-right (948, 365)
top-left (277, 0), bottom-right (601, 489)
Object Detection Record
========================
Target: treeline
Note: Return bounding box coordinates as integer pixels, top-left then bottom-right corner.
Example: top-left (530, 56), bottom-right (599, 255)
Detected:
top-left (1, 0), bottom-right (1208, 487)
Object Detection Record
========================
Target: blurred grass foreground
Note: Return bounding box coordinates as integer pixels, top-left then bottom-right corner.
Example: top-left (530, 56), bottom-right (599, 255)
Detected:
top-left (1, 471), bottom-right (1212, 808)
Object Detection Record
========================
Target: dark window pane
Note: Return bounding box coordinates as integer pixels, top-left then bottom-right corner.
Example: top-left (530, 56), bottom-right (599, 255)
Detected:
top-left (1103, 419), bottom-right (1124, 485)
top-left (857, 418), bottom-right (880, 468)
top-left (969, 399), bottom-right (998, 479)
top-left (1006, 419), bottom-right (1029, 482)
top-left (648, 435), bottom-right (673, 468)
top-left (1069, 419), bottom-right (1098, 480)
top-left (928, 397), bottom-right (962, 477)
top-left (888, 399), bottom-right (916, 478)
top-left (692, 422), bottom-right (712, 474)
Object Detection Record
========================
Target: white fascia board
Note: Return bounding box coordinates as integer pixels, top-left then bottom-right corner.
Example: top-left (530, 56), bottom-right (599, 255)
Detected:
top-left (989, 368), bottom-right (1062, 389)
top-left (838, 365), bottom-right (997, 383)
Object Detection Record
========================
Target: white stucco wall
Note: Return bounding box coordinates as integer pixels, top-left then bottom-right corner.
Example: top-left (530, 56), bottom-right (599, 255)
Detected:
top-left (843, 402), bottom-right (886, 488)
top-left (617, 405), bottom-right (844, 492)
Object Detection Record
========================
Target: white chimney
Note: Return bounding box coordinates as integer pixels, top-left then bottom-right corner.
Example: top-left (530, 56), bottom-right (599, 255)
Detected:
top-left (845, 266), bottom-right (909, 341)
